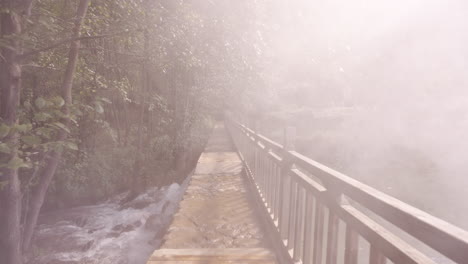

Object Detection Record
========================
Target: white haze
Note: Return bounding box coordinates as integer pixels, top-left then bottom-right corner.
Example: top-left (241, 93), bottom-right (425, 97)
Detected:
top-left (258, 0), bottom-right (468, 228)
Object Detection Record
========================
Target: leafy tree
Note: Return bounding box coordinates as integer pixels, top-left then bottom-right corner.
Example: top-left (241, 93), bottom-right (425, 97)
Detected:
top-left (0, 0), bottom-right (266, 263)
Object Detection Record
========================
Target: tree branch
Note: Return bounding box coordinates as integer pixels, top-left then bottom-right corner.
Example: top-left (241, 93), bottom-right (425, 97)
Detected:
top-left (19, 30), bottom-right (138, 60)
top-left (23, 0), bottom-right (35, 16)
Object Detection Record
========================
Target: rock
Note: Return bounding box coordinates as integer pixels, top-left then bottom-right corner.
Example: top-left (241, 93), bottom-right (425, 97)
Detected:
top-left (144, 214), bottom-right (162, 230)
top-left (33, 225), bottom-right (93, 253)
top-left (161, 201), bottom-right (170, 214)
top-left (73, 216), bottom-right (88, 227)
top-left (81, 240), bottom-right (94, 251)
top-left (119, 190), bottom-right (163, 210)
top-left (106, 231), bottom-right (121, 238)
top-left (111, 224), bottom-right (123, 231)
top-left (119, 199), bottom-right (153, 210)
top-left (111, 220), bottom-right (142, 233)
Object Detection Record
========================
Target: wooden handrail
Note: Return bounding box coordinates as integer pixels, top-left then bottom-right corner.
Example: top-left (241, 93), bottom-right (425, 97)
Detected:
top-left (226, 119), bottom-right (468, 264)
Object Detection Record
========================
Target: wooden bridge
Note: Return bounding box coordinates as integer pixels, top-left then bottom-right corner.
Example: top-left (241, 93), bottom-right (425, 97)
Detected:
top-left (147, 120), bottom-right (468, 264)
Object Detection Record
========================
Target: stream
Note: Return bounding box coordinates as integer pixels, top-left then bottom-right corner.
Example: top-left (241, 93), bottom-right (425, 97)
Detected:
top-left (27, 178), bottom-right (189, 264)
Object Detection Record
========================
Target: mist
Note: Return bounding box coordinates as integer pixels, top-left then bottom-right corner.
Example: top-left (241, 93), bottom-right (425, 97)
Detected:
top-left (254, 0), bottom-right (468, 228)
top-left (2, 0), bottom-right (468, 263)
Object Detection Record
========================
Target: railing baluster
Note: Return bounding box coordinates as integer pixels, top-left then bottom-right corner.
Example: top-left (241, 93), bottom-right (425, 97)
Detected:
top-left (293, 187), bottom-right (305, 262)
top-left (270, 160), bottom-right (276, 217)
top-left (369, 245), bottom-right (386, 264)
top-left (326, 211), bottom-right (339, 264)
top-left (267, 155), bottom-right (272, 208)
top-left (273, 163), bottom-right (280, 221)
top-left (313, 201), bottom-right (324, 264)
top-left (279, 169), bottom-right (290, 240)
top-left (287, 178), bottom-right (298, 251)
top-left (270, 159), bottom-right (275, 214)
top-left (259, 152), bottom-right (264, 193)
top-left (254, 141), bottom-right (258, 180)
top-left (264, 155), bottom-right (269, 200)
top-left (264, 154), bottom-right (267, 197)
top-left (303, 192), bottom-right (314, 264)
top-left (267, 156), bottom-right (272, 212)
top-left (280, 126), bottom-right (295, 242)
top-left (344, 226), bottom-right (358, 264)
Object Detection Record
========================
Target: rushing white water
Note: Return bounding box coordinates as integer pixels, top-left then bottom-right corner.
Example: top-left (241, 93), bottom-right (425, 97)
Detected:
top-left (29, 179), bottom-right (189, 264)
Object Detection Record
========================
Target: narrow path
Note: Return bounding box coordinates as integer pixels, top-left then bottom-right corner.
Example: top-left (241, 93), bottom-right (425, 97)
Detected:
top-left (147, 123), bottom-right (277, 263)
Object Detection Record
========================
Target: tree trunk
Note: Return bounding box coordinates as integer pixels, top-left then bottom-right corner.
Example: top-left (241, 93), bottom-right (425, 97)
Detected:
top-left (0, 3), bottom-right (23, 264)
top-left (131, 28), bottom-right (149, 196)
top-left (22, 0), bottom-right (90, 252)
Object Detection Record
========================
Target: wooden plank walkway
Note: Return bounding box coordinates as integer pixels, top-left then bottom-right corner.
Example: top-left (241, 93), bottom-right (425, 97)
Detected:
top-left (147, 249), bottom-right (276, 264)
top-left (147, 123), bottom-right (277, 264)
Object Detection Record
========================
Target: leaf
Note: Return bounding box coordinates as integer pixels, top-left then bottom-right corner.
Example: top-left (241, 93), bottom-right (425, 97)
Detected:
top-left (2, 156), bottom-right (31, 170)
top-left (51, 96), bottom-right (65, 107)
top-left (52, 110), bottom-right (67, 118)
top-left (69, 117), bottom-right (78, 125)
top-left (0, 124), bottom-right (10, 138)
top-left (21, 135), bottom-right (42, 146)
top-left (49, 122), bottom-right (70, 134)
top-left (35, 127), bottom-right (54, 139)
top-left (47, 142), bottom-right (64, 153)
top-left (63, 141), bottom-right (78, 151)
top-left (71, 107), bottom-right (83, 116)
top-left (24, 101), bottom-right (32, 109)
top-left (0, 143), bottom-right (11, 154)
top-left (16, 123), bottom-right (32, 133)
top-left (34, 112), bottom-right (52, 122)
top-left (0, 180), bottom-right (8, 190)
top-left (35, 97), bottom-right (46, 109)
top-left (94, 102), bottom-right (104, 114)
top-left (100, 97), bottom-right (112, 104)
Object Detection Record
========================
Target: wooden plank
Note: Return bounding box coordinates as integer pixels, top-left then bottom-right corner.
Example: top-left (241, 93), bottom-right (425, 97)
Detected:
top-left (148, 261), bottom-right (275, 264)
top-left (289, 151), bottom-right (468, 264)
top-left (290, 169), bottom-right (326, 195)
top-left (267, 151), bottom-right (282, 165)
top-left (339, 204), bottom-right (435, 264)
top-left (230, 121), bottom-right (468, 264)
top-left (149, 248), bottom-right (276, 261)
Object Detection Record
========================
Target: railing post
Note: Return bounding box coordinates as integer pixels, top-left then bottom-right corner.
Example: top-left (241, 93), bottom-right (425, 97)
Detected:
top-left (278, 126), bottom-right (296, 241)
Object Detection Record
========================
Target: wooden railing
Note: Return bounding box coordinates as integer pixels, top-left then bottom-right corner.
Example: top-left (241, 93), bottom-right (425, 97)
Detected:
top-left (226, 119), bottom-right (468, 264)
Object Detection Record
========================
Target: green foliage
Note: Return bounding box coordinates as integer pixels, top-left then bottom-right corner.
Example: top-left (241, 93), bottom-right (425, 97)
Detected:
top-left (1, 0), bottom-right (264, 208)
top-left (0, 124), bottom-right (10, 138)
top-left (1, 156), bottom-right (31, 170)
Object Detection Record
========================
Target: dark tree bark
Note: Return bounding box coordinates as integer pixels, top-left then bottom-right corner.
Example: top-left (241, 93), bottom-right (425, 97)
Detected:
top-left (22, 0), bottom-right (90, 252)
top-left (0, 2), bottom-right (24, 264)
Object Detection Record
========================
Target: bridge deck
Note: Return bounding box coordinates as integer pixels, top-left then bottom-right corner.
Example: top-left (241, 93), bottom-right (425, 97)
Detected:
top-left (147, 123), bottom-right (277, 263)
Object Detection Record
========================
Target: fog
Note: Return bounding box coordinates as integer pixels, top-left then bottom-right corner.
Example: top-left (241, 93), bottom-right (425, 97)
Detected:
top-left (254, 0), bottom-right (468, 228)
